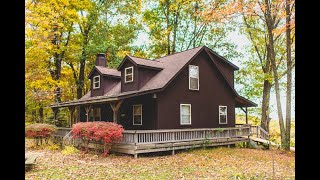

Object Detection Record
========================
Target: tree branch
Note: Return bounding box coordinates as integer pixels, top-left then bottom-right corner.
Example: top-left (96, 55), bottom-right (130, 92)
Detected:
top-left (242, 13), bottom-right (265, 71)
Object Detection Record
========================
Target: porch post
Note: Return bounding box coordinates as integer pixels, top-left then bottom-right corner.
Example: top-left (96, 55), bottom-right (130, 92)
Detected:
top-left (75, 105), bottom-right (80, 123)
top-left (245, 107), bottom-right (248, 124)
top-left (84, 105), bottom-right (92, 122)
top-left (51, 107), bottom-right (58, 126)
top-left (68, 106), bottom-right (75, 128)
top-left (110, 100), bottom-right (123, 124)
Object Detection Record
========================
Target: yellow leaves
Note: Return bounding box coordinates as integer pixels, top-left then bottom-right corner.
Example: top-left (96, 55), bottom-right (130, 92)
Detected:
top-left (117, 50), bottom-right (130, 58)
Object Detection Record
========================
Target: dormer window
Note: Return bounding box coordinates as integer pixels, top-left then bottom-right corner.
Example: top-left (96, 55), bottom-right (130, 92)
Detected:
top-left (125, 66), bottom-right (134, 83)
top-left (93, 75), bottom-right (100, 89)
top-left (189, 65), bottom-right (199, 90)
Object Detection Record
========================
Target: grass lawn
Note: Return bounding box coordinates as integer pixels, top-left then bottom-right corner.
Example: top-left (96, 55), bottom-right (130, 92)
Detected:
top-left (25, 140), bottom-right (295, 179)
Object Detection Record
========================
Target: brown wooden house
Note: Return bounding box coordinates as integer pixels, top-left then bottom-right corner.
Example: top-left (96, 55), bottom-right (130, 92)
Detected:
top-left (50, 46), bottom-right (259, 157)
top-left (50, 45), bottom-right (256, 128)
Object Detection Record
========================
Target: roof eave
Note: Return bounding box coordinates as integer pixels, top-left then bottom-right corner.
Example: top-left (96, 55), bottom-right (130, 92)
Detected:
top-left (235, 95), bottom-right (258, 107)
top-left (47, 88), bottom-right (162, 108)
top-left (204, 46), bottom-right (239, 70)
top-left (117, 56), bottom-right (137, 70)
top-left (104, 74), bottom-right (121, 79)
top-left (137, 64), bottom-right (163, 71)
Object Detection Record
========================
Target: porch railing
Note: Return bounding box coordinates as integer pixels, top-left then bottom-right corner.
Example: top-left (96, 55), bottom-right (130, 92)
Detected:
top-left (56, 126), bottom-right (251, 145)
top-left (119, 127), bottom-right (250, 144)
top-left (236, 124), bottom-right (269, 140)
top-left (56, 127), bottom-right (71, 138)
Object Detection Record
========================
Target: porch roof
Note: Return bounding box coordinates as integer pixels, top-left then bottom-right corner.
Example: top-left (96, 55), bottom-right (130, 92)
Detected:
top-left (235, 95), bottom-right (257, 107)
top-left (47, 88), bottom-right (159, 108)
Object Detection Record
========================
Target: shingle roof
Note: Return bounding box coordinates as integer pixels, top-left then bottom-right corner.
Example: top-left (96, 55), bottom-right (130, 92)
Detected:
top-left (95, 66), bottom-right (121, 77)
top-left (128, 56), bottom-right (164, 69)
top-left (139, 46), bottom-right (203, 91)
top-left (49, 46), bottom-right (255, 107)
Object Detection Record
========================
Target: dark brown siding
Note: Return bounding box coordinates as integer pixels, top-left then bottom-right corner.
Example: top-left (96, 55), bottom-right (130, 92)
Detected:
top-left (79, 94), bottom-right (157, 130)
top-left (90, 70), bottom-right (104, 97)
top-left (138, 67), bottom-right (159, 89)
top-left (157, 50), bottom-right (235, 129)
top-left (102, 76), bottom-right (120, 94)
top-left (118, 94), bottom-right (157, 130)
top-left (211, 54), bottom-right (235, 88)
top-left (79, 104), bottom-right (113, 122)
top-left (90, 70), bottom-right (120, 97)
top-left (121, 61), bottom-right (139, 92)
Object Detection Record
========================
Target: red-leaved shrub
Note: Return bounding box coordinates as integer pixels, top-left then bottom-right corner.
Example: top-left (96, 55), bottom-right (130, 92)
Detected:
top-left (25, 123), bottom-right (57, 146)
top-left (71, 122), bottom-right (124, 155)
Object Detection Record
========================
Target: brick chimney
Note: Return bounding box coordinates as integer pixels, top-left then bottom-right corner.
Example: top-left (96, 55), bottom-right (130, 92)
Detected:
top-left (95, 53), bottom-right (107, 67)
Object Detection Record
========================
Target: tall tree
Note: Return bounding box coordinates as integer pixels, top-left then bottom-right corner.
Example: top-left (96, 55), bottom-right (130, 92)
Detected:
top-left (26, 0), bottom-right (90, 103)
top-left (241, 12), bottom-right (273, 132)
top-left (64, 0), bottom-right (142, 99)
top-left (143, 0), bottom-right (238, 59)
top-left (238, 0), bottom-right (295, 149)
top-left (284, 0), bottom-right (293, 150)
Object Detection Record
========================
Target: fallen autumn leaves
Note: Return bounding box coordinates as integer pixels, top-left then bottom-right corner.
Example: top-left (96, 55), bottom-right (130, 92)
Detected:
top-left (25, 140), bottom-right (294, 179)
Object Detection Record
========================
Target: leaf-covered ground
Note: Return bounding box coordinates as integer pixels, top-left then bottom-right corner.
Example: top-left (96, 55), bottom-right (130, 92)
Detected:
top-left (25, 141), bottom-right (295, 179)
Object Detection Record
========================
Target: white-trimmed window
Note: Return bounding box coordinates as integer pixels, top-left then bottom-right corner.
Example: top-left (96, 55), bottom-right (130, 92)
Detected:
top-left (93, 75), bottom-right (100, 89)
top-left (189, 65), bottom-right (199, 90)
top-left (133, 104), bottom-right (142, 125)
top-left (125, 67), bottom-right (134, 83)
top-left (89, 108), bottom-right (101, 121)
top-left (180, 104), bottom-right (191, 125)
top-left (219, 106), bottom-right (227, 124)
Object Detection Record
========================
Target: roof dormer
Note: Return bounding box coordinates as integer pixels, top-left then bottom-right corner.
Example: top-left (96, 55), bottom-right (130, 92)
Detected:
top-left (117, 55), bottom-right (163, 92)
top-left (88, 53), bottom-right (121, 97)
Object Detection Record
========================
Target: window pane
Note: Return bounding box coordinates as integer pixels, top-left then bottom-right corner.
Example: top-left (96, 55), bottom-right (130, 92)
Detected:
top-left (134, 115), bottom-right (142, 124)
top-left (126, 74), bottom-right (133, 82)
top-left (189, 66), bottom-right (198, 78)
top-left (181, 105), bottom-right (190, 115)
top-left (133, 105), bottom-right (141, 115)
top-left (219, 106), bottom-right (227, 114)
top-left (126, 68), bottom-right (132, 74)
top-left (190, 77), bottom-right (198, 89)
top-left (220, 115), bottom-right (227, 124)
top-left (181, 115), bottom-right (190, 124)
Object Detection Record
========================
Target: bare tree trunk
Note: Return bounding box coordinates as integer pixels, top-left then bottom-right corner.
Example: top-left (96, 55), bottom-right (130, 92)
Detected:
top-left (32, 110), bottom-right (36, 122)
top-left (285, 0), bottom-right (292, 150)
top-left (163, 0), bottom-right (171, 55)
top-left (39, 106), bottom-right (44, 123)
top-left (48, 24), bottom-right (71, 103)
top-left (77, 55), bottom-right (86, 99)
top-left (264, 0), bottom-right (286, 148)
top-left (172, 9), bottom-right (180, 54)
top-left (260, 80), bottom-right (272, 132)
top-left (193, 2), bottom-right (198, 48)
top-left (242, 12), bottom-right (273, 133)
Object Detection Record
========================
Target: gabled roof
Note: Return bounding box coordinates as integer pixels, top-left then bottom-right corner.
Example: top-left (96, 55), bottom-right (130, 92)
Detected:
top-left (88, 66), bottom-right (121, 78)
top-left (117, 55), bottom-right (164, 70)
top-left (49, 46), bottom-right (256, 108)
top-left (138, 46), bottom-right (204, 91)
top-left (206, 48), bottom-right (239, 70)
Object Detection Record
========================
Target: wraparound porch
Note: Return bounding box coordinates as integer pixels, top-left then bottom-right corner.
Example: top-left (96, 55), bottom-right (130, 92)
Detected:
top-left (60, 126), bottom-right (251, 158)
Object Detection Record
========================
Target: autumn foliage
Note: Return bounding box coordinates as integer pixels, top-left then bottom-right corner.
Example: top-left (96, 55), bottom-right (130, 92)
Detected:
top-left (25, 123), bottom-right (57, 145)
top-left (71, 122), bottom-right (124, 155)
